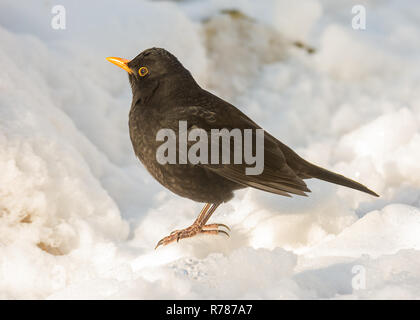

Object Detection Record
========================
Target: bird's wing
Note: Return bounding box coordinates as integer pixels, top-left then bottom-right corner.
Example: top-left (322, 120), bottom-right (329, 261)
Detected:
top-left (163, 90), bottom-right (311, 197)
top-left (201, 130), bottom-right (311, 197)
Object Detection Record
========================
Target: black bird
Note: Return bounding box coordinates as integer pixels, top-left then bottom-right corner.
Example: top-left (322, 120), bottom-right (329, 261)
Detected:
top-left (107, 48), bottom-right (378, 249)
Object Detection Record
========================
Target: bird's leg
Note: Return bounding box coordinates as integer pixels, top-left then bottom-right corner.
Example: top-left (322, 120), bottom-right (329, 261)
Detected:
top-left (169, 203), bottom-right (211, 235)
top-left (200, 203), bottom-right (230, 233)
top-left (155, 202), bottom-right (229, 249)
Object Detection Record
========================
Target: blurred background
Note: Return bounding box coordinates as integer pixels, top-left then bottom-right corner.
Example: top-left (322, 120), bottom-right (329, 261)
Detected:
top-left (0, 0), bottom-right (420, 299)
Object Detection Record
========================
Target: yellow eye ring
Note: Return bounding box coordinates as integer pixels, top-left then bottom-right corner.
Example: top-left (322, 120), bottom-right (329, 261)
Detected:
top-left (139, 66), bottom-right (149, 77)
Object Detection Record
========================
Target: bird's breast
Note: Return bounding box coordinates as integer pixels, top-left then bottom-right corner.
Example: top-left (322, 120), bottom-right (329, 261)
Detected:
top-left (127, 104), bottom-right (241, 203)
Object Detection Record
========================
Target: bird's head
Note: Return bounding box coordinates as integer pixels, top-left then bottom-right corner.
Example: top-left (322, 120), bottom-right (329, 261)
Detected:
top-left (107, 47), bottom-right (195, 103)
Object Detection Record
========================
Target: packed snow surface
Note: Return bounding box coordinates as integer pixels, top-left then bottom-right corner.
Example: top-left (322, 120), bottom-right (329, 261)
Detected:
top-left (0, 0), bottom-right (420, 299)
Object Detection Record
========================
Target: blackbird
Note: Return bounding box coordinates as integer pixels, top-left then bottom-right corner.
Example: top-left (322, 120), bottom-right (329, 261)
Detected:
top-left (106, 48), bottom-right (378, 249)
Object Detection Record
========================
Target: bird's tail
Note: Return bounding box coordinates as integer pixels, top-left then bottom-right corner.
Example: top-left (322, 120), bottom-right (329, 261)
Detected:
top-left (301, 161), bottom-right (379, 197)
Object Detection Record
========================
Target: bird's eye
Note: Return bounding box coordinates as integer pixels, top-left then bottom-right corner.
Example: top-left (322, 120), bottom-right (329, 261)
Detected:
top-left (139, 66), bottom-right (149, 77)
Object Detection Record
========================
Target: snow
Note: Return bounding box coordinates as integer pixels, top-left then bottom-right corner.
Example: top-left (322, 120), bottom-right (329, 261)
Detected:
top-left (0, 0), bottom-right (420, 299)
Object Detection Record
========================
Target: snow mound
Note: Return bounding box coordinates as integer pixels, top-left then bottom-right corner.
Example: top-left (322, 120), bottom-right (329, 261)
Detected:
top-left (0, 0), bottom-right (420, 299)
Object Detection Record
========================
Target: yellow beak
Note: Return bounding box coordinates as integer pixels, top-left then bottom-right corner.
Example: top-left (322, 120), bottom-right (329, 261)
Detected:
top-left (106, 57), bottom-right (133, 74)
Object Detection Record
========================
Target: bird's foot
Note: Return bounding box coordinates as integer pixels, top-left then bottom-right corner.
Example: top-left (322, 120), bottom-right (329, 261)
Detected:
top-left (155, 223), bottom-right (230, 249)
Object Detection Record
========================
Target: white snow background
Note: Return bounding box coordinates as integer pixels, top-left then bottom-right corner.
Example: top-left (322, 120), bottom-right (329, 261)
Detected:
top-left (0, 0), bottom-right (420, 299)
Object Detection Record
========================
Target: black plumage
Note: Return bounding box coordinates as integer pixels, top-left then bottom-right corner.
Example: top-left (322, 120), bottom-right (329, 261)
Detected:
top-left (107, 47), bottom-right (378, 248)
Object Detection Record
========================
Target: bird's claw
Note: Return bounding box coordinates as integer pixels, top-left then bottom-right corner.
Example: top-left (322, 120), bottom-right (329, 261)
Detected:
top-left (202, 223), bottom-right (231, 231)
top-left (155, 223), bottom-right (230, 249)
